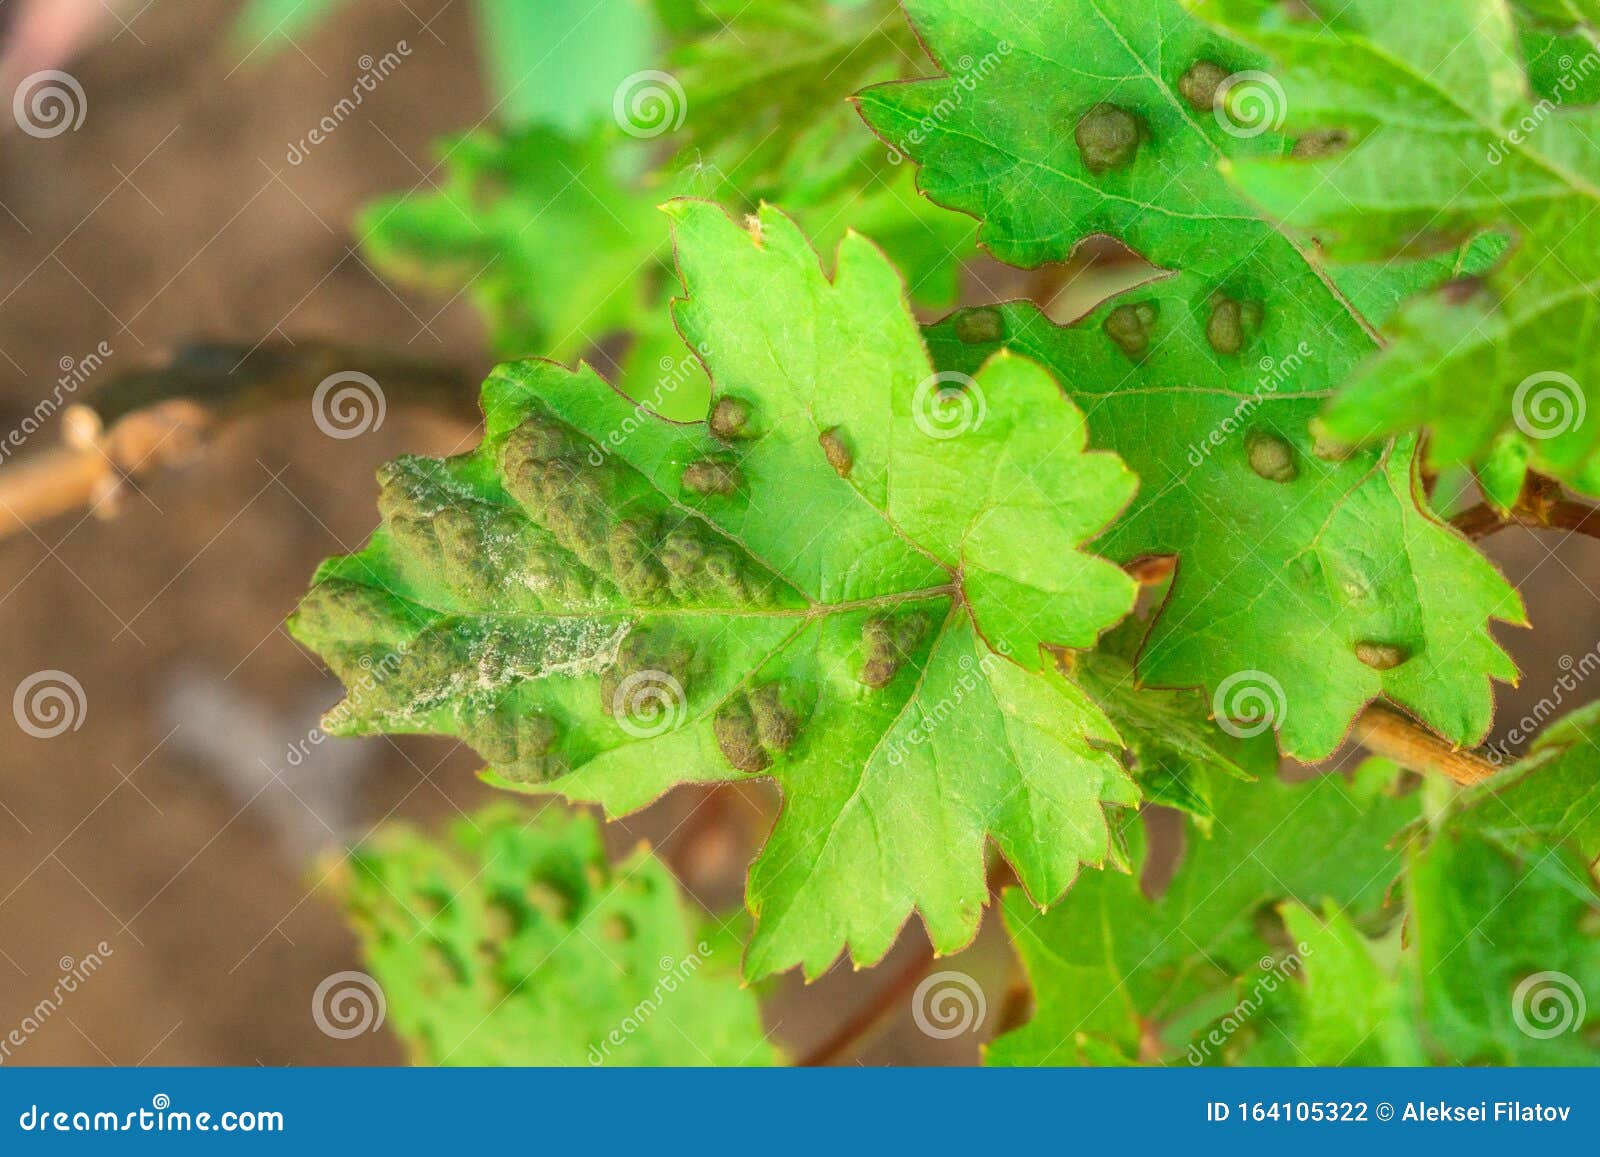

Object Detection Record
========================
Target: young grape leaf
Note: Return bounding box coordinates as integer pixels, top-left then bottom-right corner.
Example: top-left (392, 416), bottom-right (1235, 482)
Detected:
top-left (987, 762), bottom-right (1413, 1065)
top-left (1073, 609), bottom-right (1275, 829)
top-left (1196, 0), bottom-right (1600, 497)
top-left (232, 0), bottom-right (353, 52)
top-left (663, 0), bottom-right (922, 202)
top-left (360, 124), bottom-right (973, 400)
top-left (1513, 0), bottom-right (1600, 30)
top-left (1400, 831), bottom-right (1599, 1064)
top-left (332, 805), bottom-right (778, 1065)
top-left (1453, 699), bottom-right (1600, 867)
top-left (860, 0), bottom-right (1525, 760)
top-left (476, 0), bottom-right (654, 134)
top-left (1242, 832), bottom-right (1600, 1065)
top-left (359, 128), bottom-right (665, 365)
top-left (293, 201), bottom-right (1144, 980)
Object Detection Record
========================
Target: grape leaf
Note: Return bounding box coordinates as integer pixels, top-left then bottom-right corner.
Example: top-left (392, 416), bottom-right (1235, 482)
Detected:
top-left (360, 125), bottom-right (973, 393)
top-left (332, 805), bottom-right (777, 1065)
top-left (476, 0), bottom-right (654, 133)
top-left (1195, 0), bottom-right (1600, 496)
top-left (664, 0), bottom-right (921, 202)
top-left (987, 762), bottom-right (1413, 1065)
top-left (1454, 699), bottom-right (1600, 867)
top-left (1243, 832), bottom-right (1600, 1065)
top-left (293, 201), bottom-right (1144, 980)
top-left (860, 0), bottom-right (1525, 759)
top-left (359, 128), bottom-right (666, 366)
top-left (1400, 832), bottom-right (1599, 1064)
top-left (1073, 610), bottom-right (1275, 829)
top-left (926, 301), bottom-right (1524, 760)
top-left (232, 0), bottom-right (353, 51)
top-left (1515, 0), bottom-right (1600, 29)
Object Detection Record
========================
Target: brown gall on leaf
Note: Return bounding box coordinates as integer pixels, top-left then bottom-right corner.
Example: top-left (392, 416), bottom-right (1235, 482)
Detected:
top-left (500, 414), bottom-right (615, 573)
top-left (599, 629), bottom-right (691, 718)
top-left (607, 517), bottom-right (671, 601)
top-left (712, 682), bottom-right (799, 773)
top-left (681, 457), bottom-right (743, 497)
top-left (1206, 295), bottom-right (1264, 356)
top-left (1291, 128), bottom-right (1351, 159)
top-left (1354, 641), bottom-right (1411, 671)
top-left (859, 612), bottom-right (931, 689)
top-left (1245, 429), bottom-right (1299, 483)
top-left (713, 695), bottom-right (768, 772)
top-left (1075, 103), bottom-right (1144, 175)
top-left (1178, 60), bottom-right (1230, 112)
top-left (953, 307), bottom-right (1005, 345)
top-left (1438, 277), bottom-right (1489, 307)
top-left (818, 426), bottom-right (853, 479)
top-left (1104, 301), bottom-right (1159, 359)
top-left (470, 710), bottom-right (565, 785)
top-left (1309, 419), bottom-right (1357, 462)
top-left (708, 395), bottom-right (752, 441)
top-left (747, 682), bottom-right (799, 753)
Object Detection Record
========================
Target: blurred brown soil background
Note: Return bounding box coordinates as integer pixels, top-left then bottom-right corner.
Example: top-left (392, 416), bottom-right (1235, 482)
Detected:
top-left (0, 0), bottom-right (1592, 1067)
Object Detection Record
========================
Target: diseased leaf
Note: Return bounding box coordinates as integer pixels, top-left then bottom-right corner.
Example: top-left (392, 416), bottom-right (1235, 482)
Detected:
top-left (333, 806), bottom-right (777, 1065)
top-left (293, 202), bottom-right (1144, 980)
top-left (926, 300), bottom-right (1524, 760)
top-left (1196, 0), bottom-right (1600, 496)
top-left (862, 0), bottom-right (1525, 759)
top-left (987, 762), bottom-right (1413, 1065)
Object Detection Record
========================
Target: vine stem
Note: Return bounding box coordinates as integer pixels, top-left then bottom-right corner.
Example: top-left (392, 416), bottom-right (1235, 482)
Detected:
top-left (796, 939), bottom-right (940, 1067)
top-left (1451, 480), bottom-right (1600, 542)
top-left (1349, 703), bottom-right (1499, 786)
top-left (0, 340), bottom-right (478, 541)
top-left (798, 859), bottom-right (1016, 1067)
